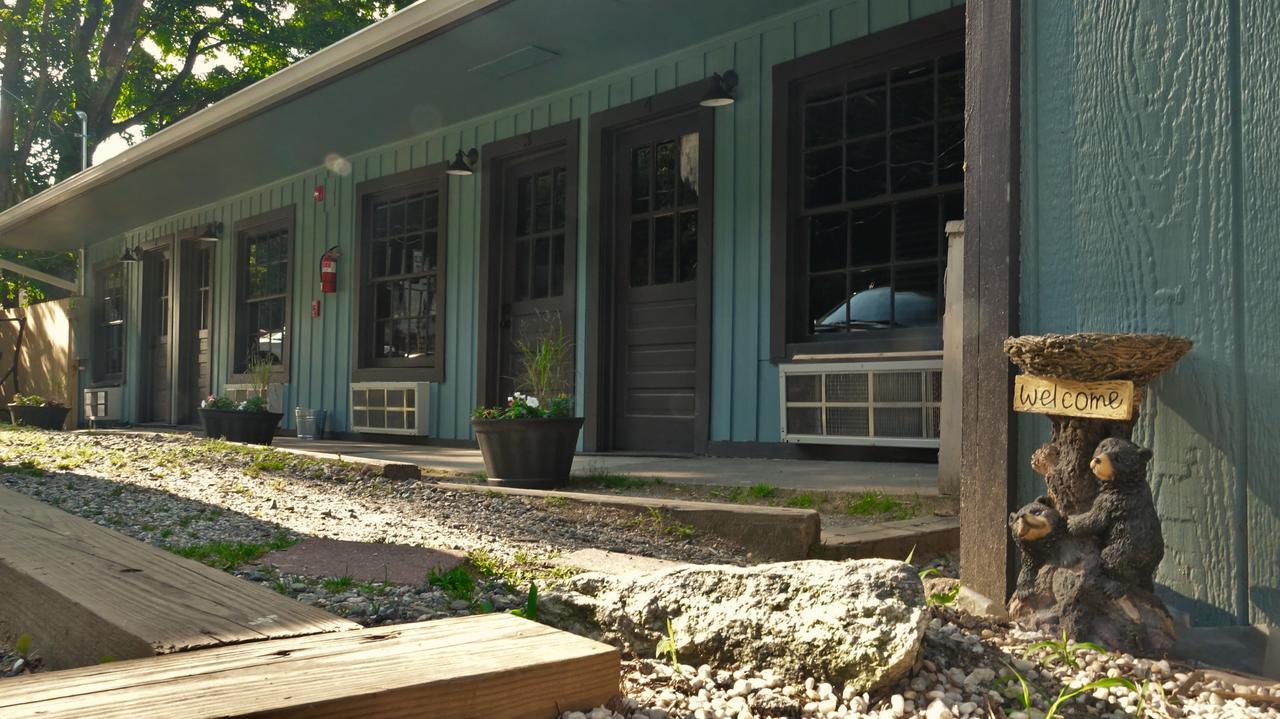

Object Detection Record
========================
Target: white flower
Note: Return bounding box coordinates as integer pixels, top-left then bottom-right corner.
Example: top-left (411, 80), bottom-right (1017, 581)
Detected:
top-left (526, 396), bottom-right (540, 408)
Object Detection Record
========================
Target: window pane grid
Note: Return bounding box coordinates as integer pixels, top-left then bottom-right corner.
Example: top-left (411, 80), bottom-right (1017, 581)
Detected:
top-left (96, 265), bottom-right (126, 379)
top-left (511, 167), bottom-right (567, 302)
top-left (628, 133), bottom-right (699, 288)
top-left (238, 221), bottom-right (291, 369)
top-left (365, 186), bottom-right (442, 364)
top-left (798, 50), bottom-right (962, 340)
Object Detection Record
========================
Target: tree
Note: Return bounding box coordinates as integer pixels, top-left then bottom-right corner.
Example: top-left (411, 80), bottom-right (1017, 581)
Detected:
top-left (0, 0), bottom-right (411, 306)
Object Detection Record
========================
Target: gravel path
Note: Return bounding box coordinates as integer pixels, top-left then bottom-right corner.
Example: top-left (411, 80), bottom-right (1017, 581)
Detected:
top-left (3, 428), bottom-right (1277, 718)
top-left (0, 428), bottom-right (751, 634)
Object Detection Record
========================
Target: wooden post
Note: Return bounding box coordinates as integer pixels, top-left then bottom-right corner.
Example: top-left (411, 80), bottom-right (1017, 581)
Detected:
top-left (938, 220), bottom-right (965, 497)
top-left (960, 0), bottom-right (1022, 602)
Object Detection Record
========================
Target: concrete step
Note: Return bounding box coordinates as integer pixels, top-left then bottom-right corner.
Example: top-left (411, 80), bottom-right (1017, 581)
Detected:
top-left (816, 515), bottom-right (959, 561)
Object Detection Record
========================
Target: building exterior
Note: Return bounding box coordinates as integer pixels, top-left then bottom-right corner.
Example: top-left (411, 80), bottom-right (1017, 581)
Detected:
top-left (0, 0), bottom-right (1274, 633)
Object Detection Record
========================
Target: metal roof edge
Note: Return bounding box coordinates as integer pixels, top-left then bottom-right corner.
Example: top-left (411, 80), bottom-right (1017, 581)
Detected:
top-left (0, 0), bottom-right (503, 235)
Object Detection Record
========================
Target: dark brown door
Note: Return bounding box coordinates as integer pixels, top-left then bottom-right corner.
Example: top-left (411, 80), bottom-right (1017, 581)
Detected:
top-left (174, 242), bottom-right (214, 424)
top-left (611, 115), bottom-right (709, 453)
top-left (497, 151), bottom-right (575, 401)
top-left (141, 247), bottom-right (172, 423)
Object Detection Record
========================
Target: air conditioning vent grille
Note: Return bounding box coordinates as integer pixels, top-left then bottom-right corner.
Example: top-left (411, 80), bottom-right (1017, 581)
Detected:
top-left (779, 360), bottom-right (942, 447)
top-left (350, 382), bottom-right (429, 436)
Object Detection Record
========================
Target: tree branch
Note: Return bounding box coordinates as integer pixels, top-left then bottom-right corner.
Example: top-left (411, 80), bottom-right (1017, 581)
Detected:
top-left (107, 22), bottom-right (226, 134)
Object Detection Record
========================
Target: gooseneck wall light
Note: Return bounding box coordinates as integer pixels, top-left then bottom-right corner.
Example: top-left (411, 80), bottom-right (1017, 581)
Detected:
top-left (446, 148), bottom-right (480, 176)
top-left (700, 70), bottom-right (739, 107)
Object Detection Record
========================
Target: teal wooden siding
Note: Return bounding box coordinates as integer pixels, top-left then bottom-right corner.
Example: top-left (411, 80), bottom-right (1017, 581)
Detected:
top-left (86, 0), bottom-right (960, 442)
top-left (1022, 0), bottom-right (1279, 626)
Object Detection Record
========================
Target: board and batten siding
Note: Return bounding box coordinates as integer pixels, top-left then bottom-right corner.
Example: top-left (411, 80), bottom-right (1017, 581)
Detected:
top-left (1021, 0), bottom-right (1279, 626)
top-left (85, 0), bottom-right (962, 441)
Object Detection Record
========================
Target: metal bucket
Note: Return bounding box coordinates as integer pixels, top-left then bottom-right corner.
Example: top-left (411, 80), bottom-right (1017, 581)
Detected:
top-left (294, 408), bottom-right (327, 440)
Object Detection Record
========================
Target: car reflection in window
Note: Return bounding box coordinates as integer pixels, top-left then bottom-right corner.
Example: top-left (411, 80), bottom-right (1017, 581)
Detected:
top-left (813, 286), bottom-right (936, 333)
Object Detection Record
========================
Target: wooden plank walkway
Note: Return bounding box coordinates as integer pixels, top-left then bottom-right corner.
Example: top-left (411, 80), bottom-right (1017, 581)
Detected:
top-left (0, 614), bottom-right (621, 718)
top-left (0, 485), bottom-right (358, 669)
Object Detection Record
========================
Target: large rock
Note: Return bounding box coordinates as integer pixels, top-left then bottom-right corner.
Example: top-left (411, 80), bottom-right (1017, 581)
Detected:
top-left (540, 559), bottom-right (927, 692)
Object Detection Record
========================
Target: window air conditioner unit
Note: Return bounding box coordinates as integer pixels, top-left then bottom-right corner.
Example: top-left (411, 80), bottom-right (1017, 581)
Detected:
top-left (223, 383), bottom-right (287, 413)
top-left (83, 386), bottom-right (124, 424)
top-left (778, 360), bottom-right (943, 448)
top-left (350, 382), bottom-right (430, 436)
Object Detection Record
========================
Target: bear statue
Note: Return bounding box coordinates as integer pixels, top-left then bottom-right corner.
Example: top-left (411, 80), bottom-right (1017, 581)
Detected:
top-left (1067, 437), bottom-right (1164, 597)
top-left (1008, 495), bottom-right (1105, 639)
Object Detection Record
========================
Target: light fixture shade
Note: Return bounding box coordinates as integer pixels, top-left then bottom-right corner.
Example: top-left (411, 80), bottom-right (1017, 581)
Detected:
top-left (197, 221), bottom-right (223, 241)
top-left (119, 246), bottom-right (141, 263)
top-left (446, 148), bottom-right (479, 176)
top-left (700, 70), bottom-right (739, 107)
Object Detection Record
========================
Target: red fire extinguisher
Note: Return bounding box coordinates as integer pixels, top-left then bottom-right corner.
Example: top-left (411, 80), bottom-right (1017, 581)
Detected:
top-left (320, 246), bottom-right (339, 294)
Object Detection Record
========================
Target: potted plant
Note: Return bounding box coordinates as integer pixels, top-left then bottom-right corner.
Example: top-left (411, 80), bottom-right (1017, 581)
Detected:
top-left (471, 325), bottom-right (581, 489)
top-left (8, 393), bottom-right (70, 430)
top-left (198, 354), bottom-right (284, 445)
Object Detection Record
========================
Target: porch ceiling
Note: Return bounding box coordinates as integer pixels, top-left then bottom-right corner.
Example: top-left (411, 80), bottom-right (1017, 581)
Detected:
top-left (0, 0), bottom-right (788, 251)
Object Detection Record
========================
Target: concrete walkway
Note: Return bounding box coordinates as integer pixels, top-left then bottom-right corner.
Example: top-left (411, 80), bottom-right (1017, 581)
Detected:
top-left (270, 436), bottom-right (939, 495)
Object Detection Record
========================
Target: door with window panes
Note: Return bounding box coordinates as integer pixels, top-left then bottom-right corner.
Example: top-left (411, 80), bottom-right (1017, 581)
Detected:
top-left (611, 114), bottom-right (708, 453)
top-left (498, 151), bottom-right (574, 403)
top-left (141, 247), bottom-right (172, 423)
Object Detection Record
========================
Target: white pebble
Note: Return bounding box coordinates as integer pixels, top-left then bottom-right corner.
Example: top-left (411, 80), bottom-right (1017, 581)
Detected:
top-left (925, 698), bottom-right (954, 719)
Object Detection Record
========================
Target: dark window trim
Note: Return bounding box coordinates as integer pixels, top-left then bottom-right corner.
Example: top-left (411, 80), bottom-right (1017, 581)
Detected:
top-left (584, 79), bottom-right (717, 453)
top-left (229, 205), bottom-right (295, 383)
top-left (351, 163), bottom-right (449, 383)
top-left (770, 7), bottom-right (965, 361)
top-left (90, 256), bottom-right (127, 386)
top-left (476, 120), bottom-right (580, 410)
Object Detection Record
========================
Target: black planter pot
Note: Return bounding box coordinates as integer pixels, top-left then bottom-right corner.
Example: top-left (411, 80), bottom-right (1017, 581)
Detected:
top-left (471, 416), bottom-right (584, 489)
top-left (199, 408), bottom-right (283, 446)
top-left (8, 404), bottom-right (70, 430)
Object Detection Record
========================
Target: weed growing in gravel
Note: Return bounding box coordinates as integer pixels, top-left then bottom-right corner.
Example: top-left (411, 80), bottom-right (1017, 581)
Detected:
top-left (570, 472), bottom-right (661, 490)
top-left (845, 491), bottom-right (916, 520)
top-left (511, 582), bottom-right (538, 621)
top-left (1025, 628), bottom-right (1107, 669)
top-left (14, 633), bottom-right (33, 659)
top-left (249, 458), bottom-right (288, 473)
top-left (747, 483), bottom-right (777, 499)
top-left (655, 618), bottom-right (681, 674)
top-left (0, 459), bottom-right (45, 476)
top-left (466, 547), bottom-right (576, 590)
top-left (640, 507), bottom-right (695, 540)
top-left (785, 492), bottom-right (816, 508)
top-left (322, 576), bottom-right (355, 593)
top-left (168, 533), bottom-right (295, 571)
top-left (427, 567), bottom-right (476, 601)
top-left (271, 579), bottom-right (290, 595)
top-left (543, 495), bottom-right (569, 508)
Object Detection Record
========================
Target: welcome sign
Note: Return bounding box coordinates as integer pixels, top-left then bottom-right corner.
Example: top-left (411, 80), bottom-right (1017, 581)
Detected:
top-left (1012, 374), bottom-right (1135, 421)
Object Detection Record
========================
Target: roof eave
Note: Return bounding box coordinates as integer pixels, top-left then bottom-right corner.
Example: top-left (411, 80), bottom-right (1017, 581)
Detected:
top-left (0, 0), bottom-right (502, 238)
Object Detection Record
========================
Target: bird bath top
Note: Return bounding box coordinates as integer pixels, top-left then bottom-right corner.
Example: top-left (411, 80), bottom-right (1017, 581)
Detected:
top-left (1003, 333), bottom-right (1192, 387)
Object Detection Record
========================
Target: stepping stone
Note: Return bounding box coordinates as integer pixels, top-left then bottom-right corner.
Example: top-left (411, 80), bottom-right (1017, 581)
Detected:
top-left (255, 538), bottom-right (465, 585)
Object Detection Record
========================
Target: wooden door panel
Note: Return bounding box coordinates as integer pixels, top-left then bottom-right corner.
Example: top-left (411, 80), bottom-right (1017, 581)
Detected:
top-left (611, 117), bottom-right (706, 453)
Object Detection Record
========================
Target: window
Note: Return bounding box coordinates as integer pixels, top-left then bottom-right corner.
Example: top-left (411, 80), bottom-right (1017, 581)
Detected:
top-left (355, 165), bottom-right (448, 381)
top-left (772, 14), bottom-right (963, 357)
top-left (93, 263), bottom-right (126, 382)
top-left (233, 207), bottom-right (294, 374)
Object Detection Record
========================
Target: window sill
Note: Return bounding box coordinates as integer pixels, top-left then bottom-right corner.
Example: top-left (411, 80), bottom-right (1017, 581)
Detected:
top-left (780, 330), bottom-right (942, 362)
top-left (351, 366), bottom-right (441, 384)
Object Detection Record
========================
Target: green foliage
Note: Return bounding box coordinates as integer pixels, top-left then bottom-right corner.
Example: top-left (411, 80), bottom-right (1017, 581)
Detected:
top-left (1025, 628), bottom-right (1108, 669)
top-left (845, 491), bottom-right (915, 519)
top-left (472, 317), bottom-right (575, 420)
top-left (14, 633), bottom-right (33, 658)
top-left (10, 394), bottom-right (61, 407)
top-left (785, 492), bottom-right (815, 508)
top-left (201, 395), bottom-right (237, 410)
top-left (926, 581), bottom-right (961, 607)
top-left (654, 618), bottom-right (680, 673)
top-left (167, 533), bottom-right (294, 571)
top-left (569, 472), bottom-right (659, 490)
top-left (427, 566), bottom-right (475, 602)
top-left (747, 483), bottom-right (777, 499)
top-left (1044, 677), bottom-right (1138, 718)
top-left (321, 576), bottom-right (354, 593)
top-left (511, 582), bottom-right (538, 621)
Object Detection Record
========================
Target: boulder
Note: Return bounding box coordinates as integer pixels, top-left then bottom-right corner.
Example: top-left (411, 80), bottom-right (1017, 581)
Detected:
top-left (540, 558), bottom-right (927, 693)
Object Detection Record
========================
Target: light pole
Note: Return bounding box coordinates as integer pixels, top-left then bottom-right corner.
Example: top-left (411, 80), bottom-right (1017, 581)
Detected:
top-left (73, 110), bottom-right (88, 171)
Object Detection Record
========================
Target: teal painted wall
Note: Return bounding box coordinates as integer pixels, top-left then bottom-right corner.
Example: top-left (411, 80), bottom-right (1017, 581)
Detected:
top-left (1022, 0), bottom-right (1279, 626)
top-left (84, 0), bottom-right (961, 442)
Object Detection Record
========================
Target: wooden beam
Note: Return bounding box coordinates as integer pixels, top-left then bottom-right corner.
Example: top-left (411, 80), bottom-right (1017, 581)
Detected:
top-left (0, 258), bottom-right (78, 293)
top-left (0, 615), bottom-right (620, 719)
top-left (0, 486), bottom-right (359, 670)
top-left (960, 0), bottom-right (1021, 602)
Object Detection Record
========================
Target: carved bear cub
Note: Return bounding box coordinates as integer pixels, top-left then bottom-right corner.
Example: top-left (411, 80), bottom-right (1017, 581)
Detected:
top-left (1068, 437), bottom-right (1164, 597)
top-left (1010, 496), bottom-right (1094, 599)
